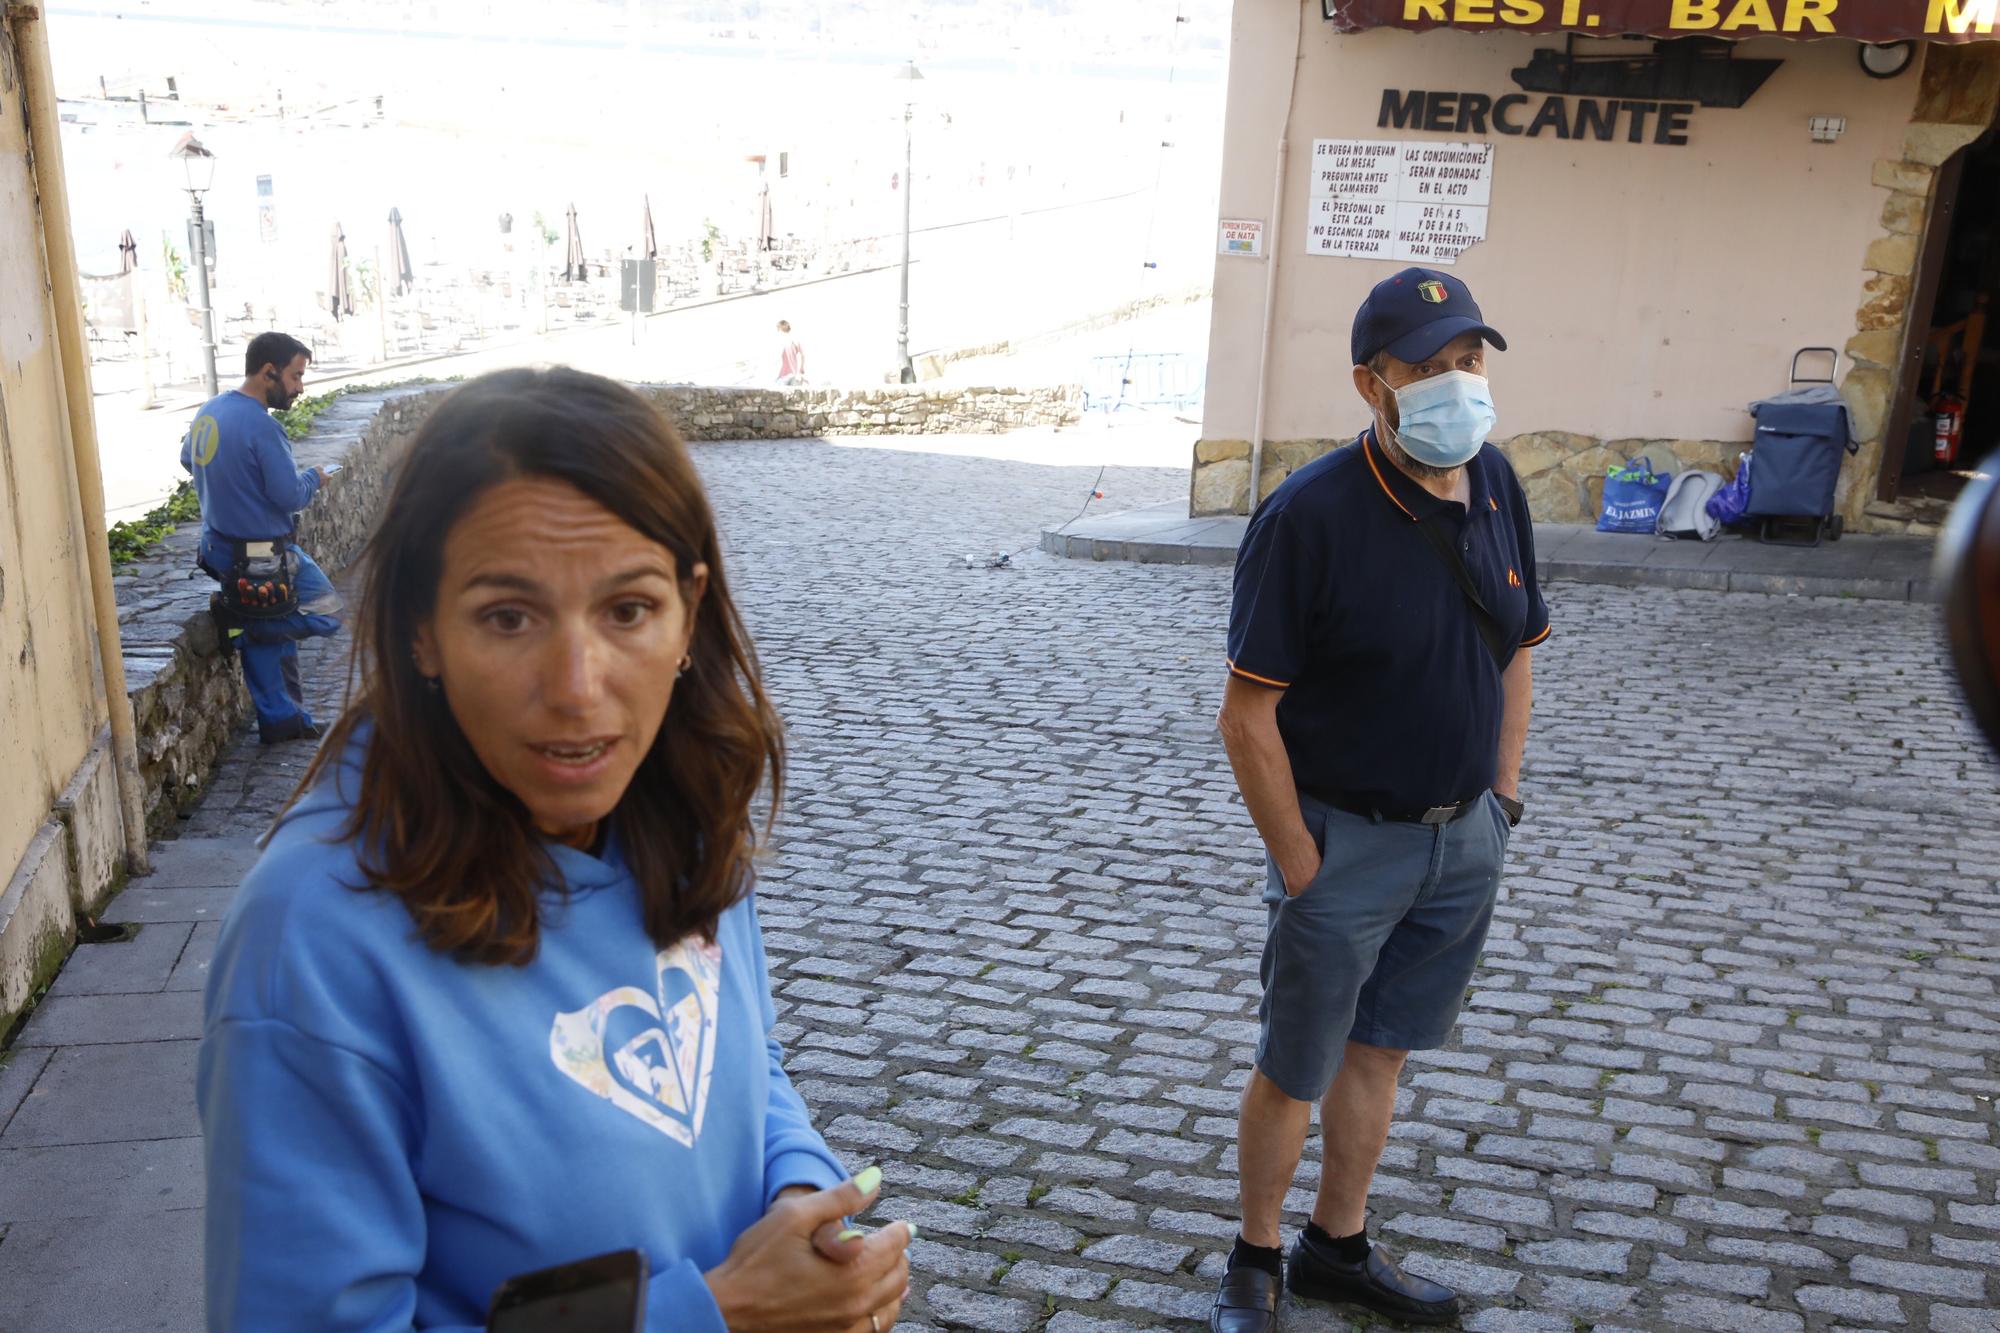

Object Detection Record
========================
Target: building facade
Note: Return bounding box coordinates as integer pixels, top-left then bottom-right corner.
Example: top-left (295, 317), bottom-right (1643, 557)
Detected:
top-left (1195, 2), bottom-right (2000, 535)
top-left (2, 11), bottom-right (136, 1028)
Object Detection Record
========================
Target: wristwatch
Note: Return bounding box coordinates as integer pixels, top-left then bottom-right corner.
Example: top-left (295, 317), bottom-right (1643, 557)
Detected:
top-left (1495, 793), bottom-right (1524, 827)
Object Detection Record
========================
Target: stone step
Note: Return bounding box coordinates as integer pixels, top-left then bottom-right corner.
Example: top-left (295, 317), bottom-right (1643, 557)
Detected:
top-left (0, 1206), bottom-right (205, 1333)
top-left (0, 1041), bottom-right (201, 1149)
top-left (129, 837), bottom-right (261, 891)
top-left (14, 991), bottom-right (204, 1049)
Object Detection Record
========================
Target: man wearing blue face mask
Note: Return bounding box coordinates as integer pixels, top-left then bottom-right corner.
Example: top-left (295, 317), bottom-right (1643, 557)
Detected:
top-left (1208, 268), bottom-right (1547, 1333)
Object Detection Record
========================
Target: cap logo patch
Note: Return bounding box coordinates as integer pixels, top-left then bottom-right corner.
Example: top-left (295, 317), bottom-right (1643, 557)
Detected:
top-left (1418, 280), bottom-right (1448, 304)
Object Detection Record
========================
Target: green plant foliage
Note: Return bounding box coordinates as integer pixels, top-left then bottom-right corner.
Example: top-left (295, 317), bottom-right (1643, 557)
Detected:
top-left (275, 389), bottom-right (343, 441)
top-left (106, 481), bottom-right (202, 565)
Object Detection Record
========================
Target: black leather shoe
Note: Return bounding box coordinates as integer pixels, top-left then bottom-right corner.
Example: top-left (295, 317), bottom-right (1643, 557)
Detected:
top-left (1210, 1262), bottom-right (1281, 1333)
top-left (258, 715), bottom-right (323, 746)
top-left (1287, 1240), bottom-right (1460, 1326)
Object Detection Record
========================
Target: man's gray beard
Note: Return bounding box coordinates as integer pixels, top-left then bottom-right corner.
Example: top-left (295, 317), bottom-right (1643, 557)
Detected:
top-left (1379, 422), bottom-right (1456, 482)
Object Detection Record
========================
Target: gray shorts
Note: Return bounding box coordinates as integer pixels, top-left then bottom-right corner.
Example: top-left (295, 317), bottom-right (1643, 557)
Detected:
top-left (1255, 792), bottom-right (1511, 1102)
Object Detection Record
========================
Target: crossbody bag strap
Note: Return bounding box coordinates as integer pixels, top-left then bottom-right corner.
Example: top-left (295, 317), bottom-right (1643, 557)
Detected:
top-left (1413, 515), bottom-right (1512, 670)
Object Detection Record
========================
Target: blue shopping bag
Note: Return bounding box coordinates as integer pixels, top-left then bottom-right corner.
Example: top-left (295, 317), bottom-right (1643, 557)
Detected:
top-left (1597, 456), bottom-right (1672, 534)
top-left (1705, 453), bottom-right (1753, 527)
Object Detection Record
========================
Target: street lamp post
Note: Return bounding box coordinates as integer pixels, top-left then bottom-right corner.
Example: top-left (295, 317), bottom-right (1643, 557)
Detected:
top-left (891, 61), bottom-right (923, 385)
top-left (170, 133), bottom-right (219, 397)
top-left (898, 99), bottom-right (914, 383)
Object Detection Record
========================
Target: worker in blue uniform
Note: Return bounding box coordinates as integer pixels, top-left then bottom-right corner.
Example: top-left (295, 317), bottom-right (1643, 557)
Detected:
top-left (181, 331), bottom-right (343, 744)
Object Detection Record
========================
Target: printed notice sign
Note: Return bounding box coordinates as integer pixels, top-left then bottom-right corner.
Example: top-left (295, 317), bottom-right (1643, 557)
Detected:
top-left (1218, 218), bottom-right (1264, 257)
top-left (1306, 139), bottom-right (1494, 265)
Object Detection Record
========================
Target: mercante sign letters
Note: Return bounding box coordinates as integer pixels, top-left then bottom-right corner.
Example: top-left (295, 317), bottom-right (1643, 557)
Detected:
top-left (1380, 89), bottom-right (1697, 143)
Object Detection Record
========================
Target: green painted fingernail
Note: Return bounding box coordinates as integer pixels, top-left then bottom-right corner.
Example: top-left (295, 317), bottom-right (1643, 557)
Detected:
top-left (905, 1223), bottom-right (920, 1242)
top-left (854, 1166), bottom-right (883, 1195)
top-left (837, 1228), bottom-right (865, 1242)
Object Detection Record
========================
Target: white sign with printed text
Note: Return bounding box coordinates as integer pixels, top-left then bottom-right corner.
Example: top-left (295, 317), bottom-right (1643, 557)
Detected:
top-left (1218, 218), bottom-right (1265, 258)
top-left (1305, 139), bottom-right (1494, 265)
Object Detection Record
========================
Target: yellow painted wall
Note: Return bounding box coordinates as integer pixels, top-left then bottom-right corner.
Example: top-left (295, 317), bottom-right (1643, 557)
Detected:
top-left (0, 32), bottom-right (109, 879)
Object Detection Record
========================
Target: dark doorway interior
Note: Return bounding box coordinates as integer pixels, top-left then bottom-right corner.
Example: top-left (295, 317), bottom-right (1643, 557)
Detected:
top-left (1885, 126), bottom-right (2000, 508)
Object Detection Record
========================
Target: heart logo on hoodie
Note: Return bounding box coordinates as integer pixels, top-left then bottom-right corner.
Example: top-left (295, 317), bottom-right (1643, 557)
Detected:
top-left (549, 938), bottom-right (722, 1148)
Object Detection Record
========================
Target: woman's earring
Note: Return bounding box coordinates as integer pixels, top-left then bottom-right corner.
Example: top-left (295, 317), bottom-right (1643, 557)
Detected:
top-left (676, 654), bottom-right (692, 678)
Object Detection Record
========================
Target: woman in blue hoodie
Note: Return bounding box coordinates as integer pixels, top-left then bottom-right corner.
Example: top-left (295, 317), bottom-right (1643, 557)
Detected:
top-left (198, 368), bottom-right (912, 1332)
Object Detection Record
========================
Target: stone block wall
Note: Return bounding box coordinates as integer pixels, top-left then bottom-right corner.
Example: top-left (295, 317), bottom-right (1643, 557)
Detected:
top-left (1837, 45), bottom-right (2000, 535)
top-left (640, 384), bottom-right (1083, 439)
top-left (1190, 432), bottom-right (1744, 522)
top-left (1496, 434), bottom-right (1744, 526)
top-left (112, 379), bottom-right (1077, 832)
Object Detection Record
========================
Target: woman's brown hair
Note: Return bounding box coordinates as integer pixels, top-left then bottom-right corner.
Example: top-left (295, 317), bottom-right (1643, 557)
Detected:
top-left (289, 367), bottom-right (783, 964)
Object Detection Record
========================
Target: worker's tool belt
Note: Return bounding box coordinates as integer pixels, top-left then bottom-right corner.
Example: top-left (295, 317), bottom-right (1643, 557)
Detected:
top-left (200, 534), bottom-right (302, 621)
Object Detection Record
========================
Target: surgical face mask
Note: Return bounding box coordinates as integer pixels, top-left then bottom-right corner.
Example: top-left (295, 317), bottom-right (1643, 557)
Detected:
top-left (1374, 369), bottom-right (1496, 470)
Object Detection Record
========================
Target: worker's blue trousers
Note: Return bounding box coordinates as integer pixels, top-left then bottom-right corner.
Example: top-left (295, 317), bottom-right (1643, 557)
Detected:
top-left (198, 533), bottom-right (343, 730)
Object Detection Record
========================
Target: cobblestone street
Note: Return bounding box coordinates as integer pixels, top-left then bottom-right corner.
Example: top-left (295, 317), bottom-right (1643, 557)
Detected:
top-left (181, 438), bottom-right (2000, 1331)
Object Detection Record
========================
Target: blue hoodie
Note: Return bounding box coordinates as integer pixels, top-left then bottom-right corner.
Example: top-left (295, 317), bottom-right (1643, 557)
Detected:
top-left (198, 737), bottom-right (849, 1331)
top-left (180, 389), bottom-right (321, 540)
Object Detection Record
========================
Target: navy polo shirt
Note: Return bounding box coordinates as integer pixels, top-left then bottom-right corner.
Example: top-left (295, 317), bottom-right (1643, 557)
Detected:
top-left (1226, 430), bottom-right (1550, 813)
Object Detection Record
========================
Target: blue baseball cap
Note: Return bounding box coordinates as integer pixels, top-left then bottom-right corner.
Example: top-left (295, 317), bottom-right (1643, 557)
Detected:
top-left (1351, 267), bottom-right (1507, 367)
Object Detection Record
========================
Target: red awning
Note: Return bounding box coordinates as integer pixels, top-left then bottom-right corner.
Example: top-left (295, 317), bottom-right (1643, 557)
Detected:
top-left (1323, 0), bottom-right (2000, 43)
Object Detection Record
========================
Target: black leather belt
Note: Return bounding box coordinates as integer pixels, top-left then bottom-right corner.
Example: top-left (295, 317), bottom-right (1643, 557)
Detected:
top-left (1306, 790), bottom-right (1483, 826)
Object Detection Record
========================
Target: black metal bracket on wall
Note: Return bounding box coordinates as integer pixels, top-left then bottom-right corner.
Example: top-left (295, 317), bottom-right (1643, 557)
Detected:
top-left (1511, 36), bottom-right (1781, 109)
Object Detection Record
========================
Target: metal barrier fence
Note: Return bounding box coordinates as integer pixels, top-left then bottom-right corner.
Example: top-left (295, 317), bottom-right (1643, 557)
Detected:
top-left (1084, 351), bottom-right (1205, 413)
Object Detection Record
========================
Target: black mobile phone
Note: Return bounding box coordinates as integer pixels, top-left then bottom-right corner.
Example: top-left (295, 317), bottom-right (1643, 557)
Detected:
top-left (486, 1248), bottom-right (648, 1333)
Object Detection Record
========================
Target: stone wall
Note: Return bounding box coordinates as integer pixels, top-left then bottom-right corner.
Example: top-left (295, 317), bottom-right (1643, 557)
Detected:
top-left (1191, 432), bottom-right (1745, 522)
top-left (1837, 44), bottom-right (2000, 535)
top-left (112, 379), bottom-right (1078, 832)
top-left (640, 384), bottom-right (1083, 439)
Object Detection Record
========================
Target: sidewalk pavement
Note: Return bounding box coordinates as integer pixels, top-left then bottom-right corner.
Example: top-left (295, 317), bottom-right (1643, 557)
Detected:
top-left (1042, 500), bottom-right (1939, 603)
top-left (0, 836), bottom-right (257, 1333)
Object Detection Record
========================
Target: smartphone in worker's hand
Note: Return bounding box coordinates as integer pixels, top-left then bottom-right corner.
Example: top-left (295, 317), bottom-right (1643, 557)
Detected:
top-left (321, 464), bottom-right (343, 476)
top-left (487, 1249), bottom-right (647, 1332)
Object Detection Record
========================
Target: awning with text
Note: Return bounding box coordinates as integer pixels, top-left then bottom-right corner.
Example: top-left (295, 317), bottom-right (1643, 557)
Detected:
top-left (1323, 0), bottom-right (2000, 43)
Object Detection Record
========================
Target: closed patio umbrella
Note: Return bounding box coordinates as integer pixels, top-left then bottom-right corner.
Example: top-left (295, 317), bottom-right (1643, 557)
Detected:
top-left (642, 195), bottom-right (657, 261)
top-left (564, 203), bottom-right (586, 282)
top-left (329, 223), bottom-right (353, 318)
top-left (118, 229), bottom-right (138, 273)
top-left (387, 207), bottom-right (414, 296)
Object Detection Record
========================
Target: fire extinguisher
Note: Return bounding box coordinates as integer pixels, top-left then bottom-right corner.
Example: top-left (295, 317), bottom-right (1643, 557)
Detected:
top-left (1935, 392), bottom-right (1966, 466)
